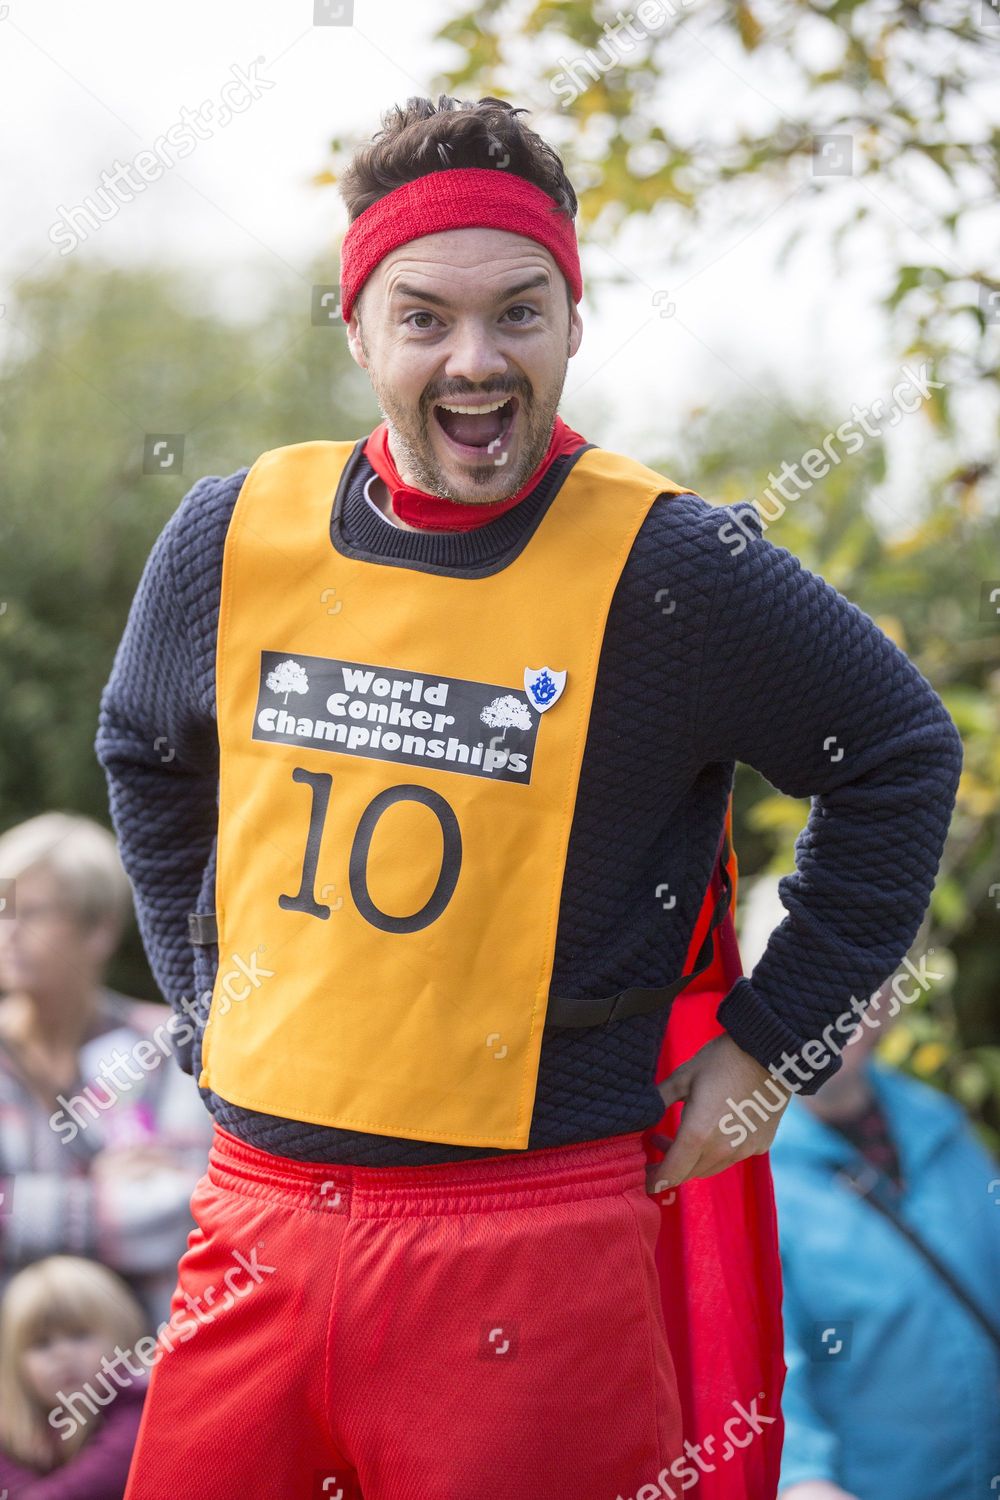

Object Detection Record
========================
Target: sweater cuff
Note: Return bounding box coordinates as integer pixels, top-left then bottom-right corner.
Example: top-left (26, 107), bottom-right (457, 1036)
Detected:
top-left (164, 993), bottom-right (206, 1076)
top-left (716, 977), bottom-right (844, 1097)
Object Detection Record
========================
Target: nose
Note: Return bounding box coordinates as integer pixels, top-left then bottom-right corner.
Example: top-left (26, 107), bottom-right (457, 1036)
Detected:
top-left (441, 317), bottom-right (509, 388)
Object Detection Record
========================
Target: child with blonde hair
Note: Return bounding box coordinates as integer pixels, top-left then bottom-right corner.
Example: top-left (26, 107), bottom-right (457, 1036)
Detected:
top-left (0, 1255), bottom-right (148, 1498)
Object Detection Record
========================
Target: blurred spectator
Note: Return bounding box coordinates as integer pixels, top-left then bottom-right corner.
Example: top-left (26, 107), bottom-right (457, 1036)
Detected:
top-left (0, 813), bottom-right (212, 1328)
top-left (771, 989), bottom-right (1000, 1500)
top-left (0, 1254), bottom-right (147, 1499)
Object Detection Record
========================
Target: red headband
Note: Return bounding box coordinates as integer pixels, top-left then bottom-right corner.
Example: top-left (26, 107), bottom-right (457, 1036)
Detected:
top-left (339, 166), bottom-right (582, 322)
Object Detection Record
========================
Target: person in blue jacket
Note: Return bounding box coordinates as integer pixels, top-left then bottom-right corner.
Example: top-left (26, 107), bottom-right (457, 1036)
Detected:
top-left (770, 981), bottom-right (1000, 1500)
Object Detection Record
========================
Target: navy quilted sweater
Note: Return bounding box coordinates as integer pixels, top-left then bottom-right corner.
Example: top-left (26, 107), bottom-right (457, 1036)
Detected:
top-left (94, 436), bottom-right (963, 1164)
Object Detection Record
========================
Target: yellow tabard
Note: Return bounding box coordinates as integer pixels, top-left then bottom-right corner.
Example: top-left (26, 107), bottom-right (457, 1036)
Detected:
top-left (198, 439), bottom-right (689, 1148)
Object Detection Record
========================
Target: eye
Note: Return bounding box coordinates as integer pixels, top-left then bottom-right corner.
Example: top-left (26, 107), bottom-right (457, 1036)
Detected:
top-left (503, 304), bottom-right (538, 324)
top-left (403, 311), bottom-right (438, 331)
top-left (402, 305), bottom-right (539, 332)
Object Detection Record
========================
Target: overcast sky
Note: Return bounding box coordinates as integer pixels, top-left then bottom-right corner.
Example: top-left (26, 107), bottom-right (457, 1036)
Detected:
top-left (1, 0), bottom-right (990, 531)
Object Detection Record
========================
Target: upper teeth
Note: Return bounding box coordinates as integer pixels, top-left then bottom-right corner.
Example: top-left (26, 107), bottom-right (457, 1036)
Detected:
top-left (436, 399), bottom-right (510, 415)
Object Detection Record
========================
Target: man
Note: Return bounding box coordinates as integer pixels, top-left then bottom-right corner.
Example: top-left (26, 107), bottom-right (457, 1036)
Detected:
top-left (95, 95), bottom-right (963, 1500)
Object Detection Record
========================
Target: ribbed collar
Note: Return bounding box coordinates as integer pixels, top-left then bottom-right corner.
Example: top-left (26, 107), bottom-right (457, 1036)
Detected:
top-left (335, 443), bottom-right (591, 569)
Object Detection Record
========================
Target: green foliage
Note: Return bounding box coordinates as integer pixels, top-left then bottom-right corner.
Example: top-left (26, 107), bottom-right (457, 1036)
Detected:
top-left (409, 0), bottom-right (1000, 409)
top-left (0, 257), bottom-right (377, 998)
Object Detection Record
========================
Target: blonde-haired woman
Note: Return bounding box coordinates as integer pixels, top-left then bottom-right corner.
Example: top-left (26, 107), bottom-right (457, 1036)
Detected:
top-left (0, 1255), bottom-right (148, 1497)
top-left (0, 812), bottom-right (213, 1329)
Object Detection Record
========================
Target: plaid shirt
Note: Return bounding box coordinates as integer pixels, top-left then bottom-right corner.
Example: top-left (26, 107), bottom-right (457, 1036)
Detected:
top-left (0, 986), bottom-right (213, 1330)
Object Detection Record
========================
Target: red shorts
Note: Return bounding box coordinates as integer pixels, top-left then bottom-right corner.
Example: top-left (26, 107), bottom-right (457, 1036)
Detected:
top-left (124, 1122), bottom-right (683, 1500)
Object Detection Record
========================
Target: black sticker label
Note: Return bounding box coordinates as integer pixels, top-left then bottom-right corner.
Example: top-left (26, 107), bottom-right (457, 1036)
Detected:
top-left (252, 651), bottom-right (541, 783)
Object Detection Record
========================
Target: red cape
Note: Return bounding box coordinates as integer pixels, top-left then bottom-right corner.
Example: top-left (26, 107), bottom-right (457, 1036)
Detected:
top-left (641, 800), bottom-right (786, 1496)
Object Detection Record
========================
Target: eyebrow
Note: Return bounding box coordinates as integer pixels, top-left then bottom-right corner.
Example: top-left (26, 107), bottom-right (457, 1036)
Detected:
top-left (389, 272), bottom-right (552, 308)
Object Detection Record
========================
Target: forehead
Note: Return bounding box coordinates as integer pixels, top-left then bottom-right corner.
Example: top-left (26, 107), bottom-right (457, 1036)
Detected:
top-left (372, 227), bottom-right (559, 307)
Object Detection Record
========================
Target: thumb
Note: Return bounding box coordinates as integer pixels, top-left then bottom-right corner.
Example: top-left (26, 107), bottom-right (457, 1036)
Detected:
top-left (656, 1060), bottom-right (693, 1112)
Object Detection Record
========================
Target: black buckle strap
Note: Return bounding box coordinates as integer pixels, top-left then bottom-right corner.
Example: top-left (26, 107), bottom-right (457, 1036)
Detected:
top-left (545, 831), bottom-right (734, 1029)
top-left (186, 831), bottom-right (735, 1030)
top-left (188, 912), bottom-right (218, 945)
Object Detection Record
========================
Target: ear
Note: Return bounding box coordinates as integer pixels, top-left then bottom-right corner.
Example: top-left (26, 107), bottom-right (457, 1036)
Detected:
top-left (345, 310), bottom-right (368, 370)
top-left (568, 302), bottom-right (583, 358)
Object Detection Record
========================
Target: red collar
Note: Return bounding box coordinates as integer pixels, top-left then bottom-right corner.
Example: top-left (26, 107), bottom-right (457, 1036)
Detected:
top-left (362, 416), bottom-right (587, 532)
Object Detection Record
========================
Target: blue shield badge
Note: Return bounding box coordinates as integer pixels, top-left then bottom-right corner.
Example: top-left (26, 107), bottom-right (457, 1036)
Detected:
top-left (523, 665), bottom-right (567, 713)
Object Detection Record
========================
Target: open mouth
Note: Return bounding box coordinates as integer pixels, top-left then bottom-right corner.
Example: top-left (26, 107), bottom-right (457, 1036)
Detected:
top-left (432, 395), bottom-right (519, 460)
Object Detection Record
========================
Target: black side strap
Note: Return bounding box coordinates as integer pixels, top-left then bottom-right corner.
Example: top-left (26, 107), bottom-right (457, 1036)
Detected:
top-left (837, 1160), bottom-right (1000, 1352)
top-left (545, 829), bottom-right (734, 1028)
top-left (188, 912), bottom-right (218, 945)
top-left (186, 829), bottom-right (735, 1031)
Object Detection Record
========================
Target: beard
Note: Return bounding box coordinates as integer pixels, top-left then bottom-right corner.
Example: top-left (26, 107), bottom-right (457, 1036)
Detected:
top-left (361, 331), bottom-right (568, 505)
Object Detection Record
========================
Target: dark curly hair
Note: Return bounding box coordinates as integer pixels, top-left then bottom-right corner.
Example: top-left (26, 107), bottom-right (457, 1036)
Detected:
top-left (339, 95), bottom-right (577, 320)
